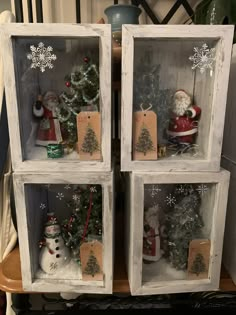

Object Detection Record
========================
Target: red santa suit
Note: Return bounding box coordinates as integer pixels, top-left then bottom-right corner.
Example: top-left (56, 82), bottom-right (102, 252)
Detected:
top-left (167, 90), bottom-right (201, 145)
top-left (34, 91), bottom-right (62, 146)
top-left (143, 205), bottom-right (161, 262)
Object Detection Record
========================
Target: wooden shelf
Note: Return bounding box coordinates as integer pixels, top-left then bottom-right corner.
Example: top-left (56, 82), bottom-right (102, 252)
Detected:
top-left (0, 244), bottom-right (235, 294)
top-left (0, 209), bottom-right (235, 293)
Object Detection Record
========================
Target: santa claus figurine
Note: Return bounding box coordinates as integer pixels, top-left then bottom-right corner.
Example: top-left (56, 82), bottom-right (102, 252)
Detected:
top-left (143, 205), bottom-right (161, 263)
top-left (167, 90), bottom-right (201, 145)
top-left (33, 91), bottom-right (63, 146)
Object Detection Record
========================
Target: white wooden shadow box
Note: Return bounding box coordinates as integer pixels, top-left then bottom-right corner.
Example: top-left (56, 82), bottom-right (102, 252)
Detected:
top-left (1, 23), bottom-right (111, 172)
top-left (126, 170), bottom-right (229, 295)
top-left (13, 171), bottom-right (114, 293)
top-left (121, 25), bottom-right (234, 172)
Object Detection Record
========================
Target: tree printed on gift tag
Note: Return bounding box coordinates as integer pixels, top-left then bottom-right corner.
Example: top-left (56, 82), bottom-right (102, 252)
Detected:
top-left (190, 253), bottom-right (206, 276)
top-left (77, 112), bottom-right (101, 160)
top-left (81, 123), bottom-right (100, 156)
top-left (84, 250), bottom-right (101, 277)
top-left (135, 123), bottom-right (155, 156)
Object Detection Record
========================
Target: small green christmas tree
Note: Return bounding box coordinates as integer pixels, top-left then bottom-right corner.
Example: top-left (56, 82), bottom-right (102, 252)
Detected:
top-left (135, 123), bottom-right (155, 156)
top-left (81, 124), bottom-right (99, 155)
top-left (190, 253), bottom-right (206, 276)
top-left (61, 185), bottom-right (102, 254)
top-left (84, 250), bottom-right (100, 277)
top-left (163, 191), bottom-right (204, 270)
top-left (58, 58), bottom-right (99, 147)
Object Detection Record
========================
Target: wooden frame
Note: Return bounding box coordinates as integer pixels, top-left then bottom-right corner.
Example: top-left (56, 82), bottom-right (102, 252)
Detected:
top-left (126, 169), bottom-right (230, 295)
top-left (0, 23), bottom-right (111, 172)
top-left (13, 171), bottom-right (114, 293)
top-left (121, 25), bottom-right (234, 172)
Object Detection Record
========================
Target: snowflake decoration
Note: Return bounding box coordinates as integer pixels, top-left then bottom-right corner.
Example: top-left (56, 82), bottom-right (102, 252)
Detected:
top-left (27, 42), bottom-right (57, 73)
top-left (165, 194), bottom-right (176, 206)
top-left (56, 192), bottom-right (64, 200)
top-left (50, 217), bottom-right (57, 224)
top-left (90, 186), bottom-right (97, 193)
top-left (189, 43), bottom-right (216, 75)
top-left (39, 203), bottom-right (46, 210)
top-left (196, 184), bottom-right (208, 196)
top-left (44, 184), bottom-right (51, 189)
top-left (175, 185), bottom-right (185, 195)
top-left (64, 184), bottom-right (71, 190)
top-left (175, 184), bottom-right (194, 196)
top-left (145, 185), bottom-right (162, 198)
top-left (49, 262), bottom-right (58, 272)
top-left (72, 194), bottom-right (80, 202)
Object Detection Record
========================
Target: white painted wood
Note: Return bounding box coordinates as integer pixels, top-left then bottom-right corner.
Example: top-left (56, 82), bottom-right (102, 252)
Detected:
top-left (0, 23), bottom-right (111, 173)
top-left (126, 169), bottom-right (230, 295)
top-left (222, 44), bottom-right (236, 161)
top-left (13, 170), bottom-right (114, 294)
top-left (221, 44), bottom-right (236, 286)
top-left (121, 25), bottom-right (234, 172)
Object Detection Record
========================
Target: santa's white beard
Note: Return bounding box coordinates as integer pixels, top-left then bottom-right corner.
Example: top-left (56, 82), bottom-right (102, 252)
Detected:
top-left (173, 99), bottom-right (190, 116)
top-left (45, 100), bottom-right (58, 111)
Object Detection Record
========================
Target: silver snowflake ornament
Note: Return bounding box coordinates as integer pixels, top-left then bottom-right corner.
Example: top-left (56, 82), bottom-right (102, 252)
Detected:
top-left (175, 185), bottom-right (185, 195)
top-left (64, 184), bottom-right (71, 190)
top-left (40, 203), bottom-right (46, 210)
top-left (165, 194), bottom-right (176, 206)
top-left (72, 194), bottom-right (80, 202)
top-left (27, 42), bottom-right (57, 73)
top-left (196, 184), bottom-right (208, 196)
top-left (90, 186), bottom-right (97, 193)
top-left (189, 43), bottom-right (216, 75)
top-left (56, 192), bottom-right (64, 200)
top-left (145, 185), bottom-right (162, 198)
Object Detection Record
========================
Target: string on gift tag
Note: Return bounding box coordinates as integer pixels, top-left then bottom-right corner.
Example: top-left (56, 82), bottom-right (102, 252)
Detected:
top-left (140, 103), bottom-right (152, 114)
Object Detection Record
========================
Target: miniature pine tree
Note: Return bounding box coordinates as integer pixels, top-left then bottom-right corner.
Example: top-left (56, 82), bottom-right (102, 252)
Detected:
top-left (163, 191), bottom-right (204, 270)
top-left (61, 185), bottom-right (102, 252)
top-left (58, 58), bottom-right (99, 147)
top-left (135, 123), bottom-right (155, 155)
top-left (190, 253), bottom-right (206, 276)
top-left (81, 124), bottom-right (99, 155)
top-left (84, 250), bottom-right (100, 277)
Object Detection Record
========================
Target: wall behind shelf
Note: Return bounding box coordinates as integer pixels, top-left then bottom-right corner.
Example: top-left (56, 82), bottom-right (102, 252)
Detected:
top-left (0, 0), bottom-right (11, 13)
top-left (11, 0), bottom-right (202, 24)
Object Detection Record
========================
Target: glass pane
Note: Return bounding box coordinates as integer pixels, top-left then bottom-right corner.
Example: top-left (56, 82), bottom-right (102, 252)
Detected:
top-left (13, 36), bottom-right (101, 161)
top-left (132, 38), bottom-right (218, 161)
top-left (25, 183), bottom-right (103, 281)
top-left (142, 182), bottom-right (215, 284)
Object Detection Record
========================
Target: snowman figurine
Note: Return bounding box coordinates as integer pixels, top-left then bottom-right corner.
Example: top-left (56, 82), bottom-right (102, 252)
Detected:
top-left (39, 212), bottom-right (70, 274)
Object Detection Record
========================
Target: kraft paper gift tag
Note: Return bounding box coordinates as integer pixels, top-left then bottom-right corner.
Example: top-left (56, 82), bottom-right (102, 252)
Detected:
top-left (77, 112), bottom-right (101, 161)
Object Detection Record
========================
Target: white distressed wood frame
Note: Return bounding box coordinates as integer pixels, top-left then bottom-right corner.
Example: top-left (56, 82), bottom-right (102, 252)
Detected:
top-left (126, 169), bottom-right (230, 295)
top-left (0, 23), bottom-right (111, 173)
top-left (13, 171), bottom-right (114, 293)
top-left (121, 25), bottom-right (234, 172)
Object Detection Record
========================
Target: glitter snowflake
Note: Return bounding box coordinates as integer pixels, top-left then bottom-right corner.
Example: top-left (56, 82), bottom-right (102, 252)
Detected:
top-left (90, 186), bottom-right (97, 193)
top-left (72, 194), bottom-right (80, 202)
top-left (56, 192), bottom-right (64, 200)
top-left (27, 42), bottom-right (57, 72)
top-left (189, 43), bottom-right (216, 75)
top-left (49, 262), bottom-right (58, 272)
top-left (64, 184), bottom-right (71, 190)
top-left (165, 194), bottom-right (176, 206)
top-left (146, 185), bottom-right (162, 198)
top-left (175, 184), bottom-right (194, 196)
top-left (39, 203), bottom-right (46, 210)
top-left (175, 185), bottom-right (185, 195)
top-left (196, 184), bottom-right (208, 196)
